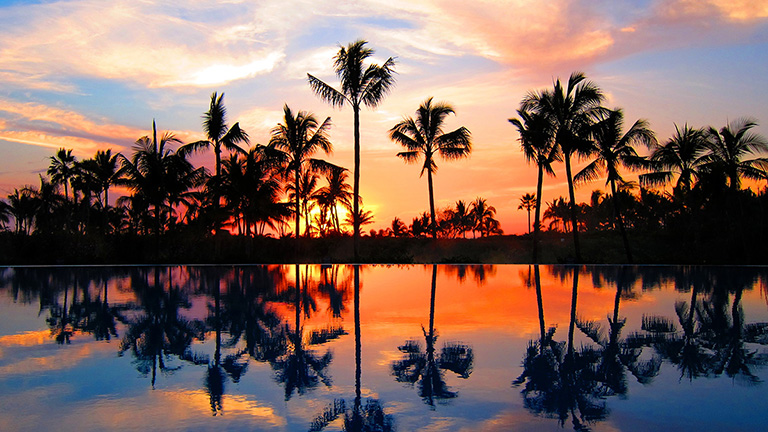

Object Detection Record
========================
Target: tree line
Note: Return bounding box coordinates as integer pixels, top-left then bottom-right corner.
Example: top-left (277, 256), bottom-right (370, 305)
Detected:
top-left (1, 42), bottom-right (766, 263)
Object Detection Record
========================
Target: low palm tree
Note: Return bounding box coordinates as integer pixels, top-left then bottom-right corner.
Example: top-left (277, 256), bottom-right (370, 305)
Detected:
top-left (518, 193), bottom-right (537, 235)
top-left (120, 121), bottom-right (205, 236)
top-left (268, 105), bottom-right (338, 241)
top-left (308, 39), bottom-right (396, 259)
top-left (510, 108), bottom-right (559, 261)
top-left (575, 108), bottom-right (656, 263)
top-left (703, 118), bottom-right (768, 192)
top-left (80, 149), bottom-right (121, 209)
top-left (179, 92), bottom-right (249, 179)
top-left (471, 197), bottom-right (497, 237)
top-left (314, 168), bottom-right (353, 233)
top-left (391, 97), bottom-right (472, 238)
top-left (640, 124), bottom-right (709, 194)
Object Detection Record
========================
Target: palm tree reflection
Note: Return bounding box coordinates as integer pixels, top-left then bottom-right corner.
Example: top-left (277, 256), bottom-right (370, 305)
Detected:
top-left (118, 267), bottom-right (205, 388)
top-left (272, 264), bottom-right (336, 401)
top-left (514, 266), bottom-right (608, 430)
top-left (391, 264), bottom-right (474, 408)
top-left (309, 265), bottom-right (395, 432)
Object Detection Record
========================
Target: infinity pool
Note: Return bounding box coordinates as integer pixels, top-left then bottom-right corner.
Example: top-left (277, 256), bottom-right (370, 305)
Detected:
top-left (1, 265), bottom-right (766, 431)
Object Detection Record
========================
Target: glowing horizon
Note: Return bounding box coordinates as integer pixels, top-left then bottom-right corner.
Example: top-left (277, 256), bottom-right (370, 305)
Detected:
top-left (1, 0), bottom-right (767, 234)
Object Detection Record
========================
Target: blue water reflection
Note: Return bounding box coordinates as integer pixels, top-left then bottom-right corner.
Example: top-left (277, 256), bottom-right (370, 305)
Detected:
top-left (0, 265), bottom-right (766, 431)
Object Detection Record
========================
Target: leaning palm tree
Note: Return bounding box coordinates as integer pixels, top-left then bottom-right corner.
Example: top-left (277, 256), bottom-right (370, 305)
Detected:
top-left (268, 105), bottom-right (338, 242)
top-left (575, 108), bottom-right (656, 263)
top-left (390, 97), bottom-right (472, 238)
top-left (518, 193), bottom-right (537, 235)
top-left (639, 124), bottom-right (709, 194)
top-left (509, 108), bottom-right (559, 261)
top-left (308, 39), bottom-right (396, 258)
top-left (179, 92), bottom-right (249, 178)
top-left (47, 148), bottom-right (77, 203)
top-left (522, 72), bottom-right (604, 261)
top-left (703, 118), bottom-right (768, 192)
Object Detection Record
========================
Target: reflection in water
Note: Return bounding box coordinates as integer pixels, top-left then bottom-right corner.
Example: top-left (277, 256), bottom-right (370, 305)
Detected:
top-left (391, 265), bottom-right (474, 408)
top-left (117, 267), bottom-right (205, 388)
top-left (310, 265), bottom-right (396, 432)
top-left (1, 265), bottom-right (768, 431)
top-left (645, 268), bottom-right (768, 383)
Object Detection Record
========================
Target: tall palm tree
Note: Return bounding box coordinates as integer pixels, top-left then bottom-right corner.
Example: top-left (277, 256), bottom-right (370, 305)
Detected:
top-left (120, 121), bottom-right (206, 236)
top-left (509, 108), bottom-right (559, 261)
top-left (47, 148), bottom-right (77, 203)
top-left (575, 108), bottom-right (656, 263)
top-left (179, 92), bottom-right (249, 178)
top-left (268, 105), bottom-right (337, 241)
top-left (639, 124), bottom-right (709, 194)
top-left (523, 72), bottom-right (605, 261)
top-left (390, 97), bottom-right (472, 238)
top-left (518, 193), bottom-right (537, 235)
top-left (703, 118), bottom-right (768, 192)
top-left (308, 39), bottom-right (396, 259)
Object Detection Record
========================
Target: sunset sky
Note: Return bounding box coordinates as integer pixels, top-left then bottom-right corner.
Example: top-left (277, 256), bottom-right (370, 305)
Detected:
top-left (1, 0), bottom-right (767, 234)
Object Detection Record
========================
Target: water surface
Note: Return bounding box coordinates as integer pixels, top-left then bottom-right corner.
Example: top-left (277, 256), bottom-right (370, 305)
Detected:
top-left (1, 265), bottom-right (767, 431)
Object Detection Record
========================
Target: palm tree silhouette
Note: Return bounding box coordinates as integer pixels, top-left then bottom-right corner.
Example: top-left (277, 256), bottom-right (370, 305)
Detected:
top-left (120, 121), bottom-right (206, 237)
top-left (471, 197), bottom-right (497, 237)
top-left (510, 108), bottom-right (559, 261)
top-left (522, 72), bottom-right (605, 261)
top-left (269, 105), bottom-right (338, 242)
top-left (390, 97), bottom-right (472, 238)
top-left (47, 148), bottom-right (77, 204)
top-left (518, 193), bottom-right (537, 235)
top-left (575, 109), bottom-right (656, 263)
top-left (703, 118), bottom-right (768, 192)
top-left (391, 265), bottom-right (474, 408)
top-left (315, 167), bottom-right (353, 233)
top-left (639, 124), bottom-right (709, 194)
top-left (179, 92), bottom-right (249, 179)
top-left (308, 39), bottom-right (396, 259)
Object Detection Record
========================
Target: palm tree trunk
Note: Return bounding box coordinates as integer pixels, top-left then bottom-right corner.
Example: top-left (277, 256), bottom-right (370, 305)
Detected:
top-left (533, 164), bottom-right (544, 263)
top-left (354, 265), bottom-right (361, 402)
top-left (534, 265), bottom-right (546, 353)
top-left (353, 105), bottom-right (361, 261)
top-left (427, 264), bottom-right (437, 360)
top-left (564, 155), bottom-right (582, 261)
top-left (215, 144), bottom-right (222, 178)
top-left (610, 180), bottom-right (633, 263)
top-left (427, 167), bottom-right (437, 239)
top-left (295, 170), bottom-right (301, 251)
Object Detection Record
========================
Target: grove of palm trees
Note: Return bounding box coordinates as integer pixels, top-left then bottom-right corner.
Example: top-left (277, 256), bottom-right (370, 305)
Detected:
top-left (1, 43), bottom-right (767, 265)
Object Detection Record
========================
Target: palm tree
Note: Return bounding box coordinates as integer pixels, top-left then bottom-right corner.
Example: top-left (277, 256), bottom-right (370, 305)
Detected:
top-left (179, 92), bottom-right (249, 178)
top-left (389, 216), bottom-right (408, 237)
top-left (314, 167), bottom-right (353, 233)
top-left (523, 72), bottom-right (605, 261)
top-left (308, 39), bottom-right (396, 259)
top-left (471, 197), bottom-right (497, 237)
top-left (510, 108), bottom-right (559, 261)
top-left (7, 187), bottom-right (38, 234)
top-left (47, 148), bottom-right (77, 203)
top-left (79, 149), bottom-right (121, 209)
top-left (120, 120), bottom-right (206, 236)
top-left (639, 124), bottom-right (709, 194)
top-left (268, 105), bottom-right (337, 241)
top-left (518, 193), bottom-right (537, 235)
top-left (390, 97), bottom-right (472, 238)
top-left (0, 199), bottom-right (10, 231)
top-left (575, 108), bottom-right (656, 263)
top-left (703, 118), bottom-right (768, 192)
top-left (450, 200), bottom-right (474, 238)
top-left (285, 172), bottom-right (320, 237)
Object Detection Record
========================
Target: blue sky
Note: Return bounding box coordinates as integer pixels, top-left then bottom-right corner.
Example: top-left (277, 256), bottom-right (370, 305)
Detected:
top-left (1, 0), bottom-right (767, 233)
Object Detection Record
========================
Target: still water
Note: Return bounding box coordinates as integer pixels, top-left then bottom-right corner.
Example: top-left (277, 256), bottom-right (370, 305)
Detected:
top-left (1, 265), bottom-right (767, 431)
